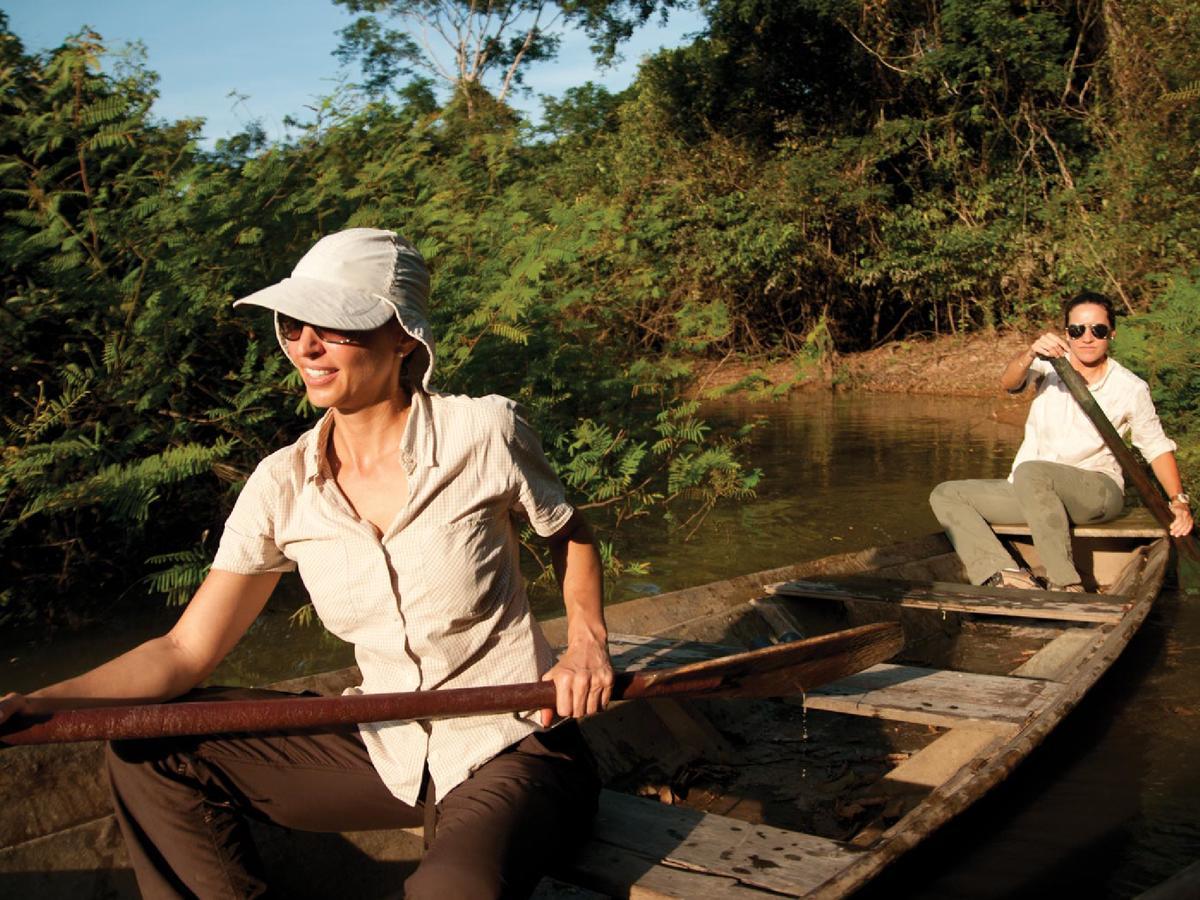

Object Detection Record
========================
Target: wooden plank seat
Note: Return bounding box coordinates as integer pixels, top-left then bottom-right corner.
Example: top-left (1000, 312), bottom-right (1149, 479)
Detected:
top-left (991, 506), bottom-right (1165, 538)
top-left (766, 575), bottom-right (1129, 623)
top-left (803, 663), bottom-right (1057, 731)
top-left (545, 789), bottom-right (863, 898)
top-left (754, 586), bottom-right (1062, 730)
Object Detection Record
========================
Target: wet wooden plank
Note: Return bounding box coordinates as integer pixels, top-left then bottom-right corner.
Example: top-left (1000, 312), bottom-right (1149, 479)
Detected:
top-left (557, 790), bottom-right (859, 897)
top-left (880, 727), bottom-right (1006, 791)
top-left (805, 664), bottom-right (1056, 730)
top-left (767, 576), bottom-right (1128, 623)
top-left (558, 844), bottom-right (775, 899)
top-left (1010, 628), bottom-right (1099, 680)
top-left (0, 743), bottom-right (110, 846)
top-left (992, 507), bottom-right (1165, 538)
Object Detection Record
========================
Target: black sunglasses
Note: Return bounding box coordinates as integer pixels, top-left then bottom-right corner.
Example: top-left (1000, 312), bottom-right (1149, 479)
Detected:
top-left (277, 314), bottom-right (367, 346)
top-left (1066, 323), bottom-right (1111, 340)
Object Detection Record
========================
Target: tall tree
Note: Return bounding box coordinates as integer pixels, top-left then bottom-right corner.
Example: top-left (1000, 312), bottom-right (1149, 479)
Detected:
top-left (333, 0), bottom-right (688, 111)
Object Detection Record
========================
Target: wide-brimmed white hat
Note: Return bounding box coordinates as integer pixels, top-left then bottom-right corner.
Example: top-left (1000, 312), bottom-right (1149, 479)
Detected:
top-left (234, 228), bottom-right (436, 391)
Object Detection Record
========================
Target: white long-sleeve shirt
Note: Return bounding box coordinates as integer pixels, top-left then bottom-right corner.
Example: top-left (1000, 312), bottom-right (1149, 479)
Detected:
top-left (1010, 356), bottom-right (1176, 489)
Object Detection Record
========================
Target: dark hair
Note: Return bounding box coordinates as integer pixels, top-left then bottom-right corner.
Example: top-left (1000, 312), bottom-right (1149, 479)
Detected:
top-left (1063, 291), bottom-right (1117, 329)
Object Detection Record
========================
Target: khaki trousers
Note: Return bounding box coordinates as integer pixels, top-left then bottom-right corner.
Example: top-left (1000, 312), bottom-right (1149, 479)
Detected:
top-left (105, 687), bottom-right (599, 900)
top-left (929, 460), bottom-right (1124, 586)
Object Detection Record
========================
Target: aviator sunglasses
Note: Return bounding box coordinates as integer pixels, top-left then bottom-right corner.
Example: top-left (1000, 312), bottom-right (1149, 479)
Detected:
top-left (277, 314), bottom-right (367, 346)
top-left (1066, 322), bottom-right (1111, 340)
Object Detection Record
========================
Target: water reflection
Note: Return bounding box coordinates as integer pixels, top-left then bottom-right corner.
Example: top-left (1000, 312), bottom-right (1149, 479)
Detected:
top-left (596, 393), bottom-right (1016, 607)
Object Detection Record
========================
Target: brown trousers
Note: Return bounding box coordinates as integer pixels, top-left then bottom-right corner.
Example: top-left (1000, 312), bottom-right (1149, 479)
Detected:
top-left (105, 688), bottom-right (599, 900)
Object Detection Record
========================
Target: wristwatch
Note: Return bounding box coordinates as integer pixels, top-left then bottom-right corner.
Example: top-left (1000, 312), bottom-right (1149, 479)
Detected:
top-left (1171, 492), bottom-right (1191, 506)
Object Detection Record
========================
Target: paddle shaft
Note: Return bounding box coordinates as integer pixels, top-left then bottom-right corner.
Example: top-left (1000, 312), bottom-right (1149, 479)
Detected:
top-left (0, 622), bottom-right (903, 746)
top-left (1047, 357), bottom-right (1200, 583)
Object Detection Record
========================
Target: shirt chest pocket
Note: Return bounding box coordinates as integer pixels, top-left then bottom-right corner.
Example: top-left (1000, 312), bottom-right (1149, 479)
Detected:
top-left (412, 509), bottom-right (514, 623)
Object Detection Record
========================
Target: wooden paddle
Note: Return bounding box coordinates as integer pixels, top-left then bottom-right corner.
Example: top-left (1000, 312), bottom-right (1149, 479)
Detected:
top-left (1048, 355), bottom-right (1200, 593)
top-left (0, 621), bottom-right (903, 746)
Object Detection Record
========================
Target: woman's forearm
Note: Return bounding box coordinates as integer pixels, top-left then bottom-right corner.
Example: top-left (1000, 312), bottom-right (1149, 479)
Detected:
top-left (26, 634), bottom-right (208, 713)
top-left (21, 569), bottom-right (280, 715)
top-left (550, 515), bottom-right (607, 648)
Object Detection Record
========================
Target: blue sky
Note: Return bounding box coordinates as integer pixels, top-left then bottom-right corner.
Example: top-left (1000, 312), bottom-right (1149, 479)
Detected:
top-left (4, 1), bottom-right (706, 147)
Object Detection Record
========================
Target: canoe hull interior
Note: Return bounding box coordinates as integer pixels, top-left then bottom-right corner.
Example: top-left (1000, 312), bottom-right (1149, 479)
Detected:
top-left (0, 526), bottom-right (1170, 898)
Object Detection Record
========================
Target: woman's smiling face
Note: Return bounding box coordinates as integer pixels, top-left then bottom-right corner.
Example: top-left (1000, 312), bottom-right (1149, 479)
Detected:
top-left (284, 319), bottom-right (416, 410)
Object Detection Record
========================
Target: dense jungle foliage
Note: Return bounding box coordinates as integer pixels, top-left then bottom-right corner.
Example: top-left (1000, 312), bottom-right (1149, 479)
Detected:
top-left (2, 1), bottom-right (1198, 626)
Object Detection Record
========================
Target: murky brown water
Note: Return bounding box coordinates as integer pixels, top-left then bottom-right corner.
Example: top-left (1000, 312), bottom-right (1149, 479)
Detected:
top-left (4, 392), bottom-right (1197, 895)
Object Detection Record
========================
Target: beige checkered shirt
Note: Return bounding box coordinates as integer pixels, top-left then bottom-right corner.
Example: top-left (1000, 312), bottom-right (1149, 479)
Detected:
top-left (212, 391), bottom-right (573, 804)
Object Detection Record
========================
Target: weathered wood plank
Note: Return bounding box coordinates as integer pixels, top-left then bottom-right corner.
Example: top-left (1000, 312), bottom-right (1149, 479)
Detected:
top-left (558, 790), bottom-right (859, 897)
top-left (539, 534), bottom-right (956, 648)
top-left (768, 576), bottom-right (1128, 623)
top-left (992, 507), bottom-right (1165, 538)
top-left (880, 727), bottom-right (1006, 791)
top-left (558, 842), bottom-right (774, 899)
top-left (805, 664), bottom-right (1054, 730)
top-left (0, 743), bottom-right (110, 846)
top-left (1009, 628), bottom-right (1099, 680)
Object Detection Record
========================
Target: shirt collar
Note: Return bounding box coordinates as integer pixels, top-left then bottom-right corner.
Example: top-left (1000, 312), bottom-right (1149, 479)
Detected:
top-left (405, 389), bottom-right (439, 471)
top-left (1090, 357), bottom-right (1115, 391)
top-left (302, 394), bottom-right (439, 484)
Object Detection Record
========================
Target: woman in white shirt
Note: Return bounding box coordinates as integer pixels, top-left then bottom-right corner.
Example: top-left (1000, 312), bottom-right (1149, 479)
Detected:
top-left (930, 292), bottom-right (1193, 591)
top-left (0, 228), bottom-right (613, 898)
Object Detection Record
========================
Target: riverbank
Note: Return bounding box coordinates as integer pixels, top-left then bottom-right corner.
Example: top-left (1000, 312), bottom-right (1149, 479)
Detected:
top-left (692, 330), bottom-right (1039, 427)
top-left (694, 330), bottom-right (1036, 397)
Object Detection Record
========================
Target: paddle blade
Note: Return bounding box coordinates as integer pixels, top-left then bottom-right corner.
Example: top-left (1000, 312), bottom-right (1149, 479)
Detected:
top-left (616, 622), bottom-right (904, 701)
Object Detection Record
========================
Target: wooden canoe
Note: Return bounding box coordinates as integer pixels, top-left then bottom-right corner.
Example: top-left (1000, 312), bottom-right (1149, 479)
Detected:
top-left (0, 510), bottom-right (1169, 898)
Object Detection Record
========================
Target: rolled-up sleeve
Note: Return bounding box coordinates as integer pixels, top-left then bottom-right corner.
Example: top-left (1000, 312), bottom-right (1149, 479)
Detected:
top-left (1128, 383), bottom-right (1177, 463)
top-left (211, 460), bottom-right (296, 575)
top-left (505, 405), bottom-right (575, 537)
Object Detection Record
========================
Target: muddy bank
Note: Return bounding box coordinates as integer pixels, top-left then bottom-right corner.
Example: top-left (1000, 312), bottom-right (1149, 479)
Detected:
top-left (693, 330), bottom-right (1039, 428)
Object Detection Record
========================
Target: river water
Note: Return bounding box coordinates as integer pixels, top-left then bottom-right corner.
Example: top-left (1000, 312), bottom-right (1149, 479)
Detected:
top-left (4, 392), bottom-right (1197, 896)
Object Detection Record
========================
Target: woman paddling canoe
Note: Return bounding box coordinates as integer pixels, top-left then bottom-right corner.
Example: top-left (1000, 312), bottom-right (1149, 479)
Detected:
top-left (0, 228), bottom-right (613, 898)
top-left (930, 291), bottom-right (1193, 591)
